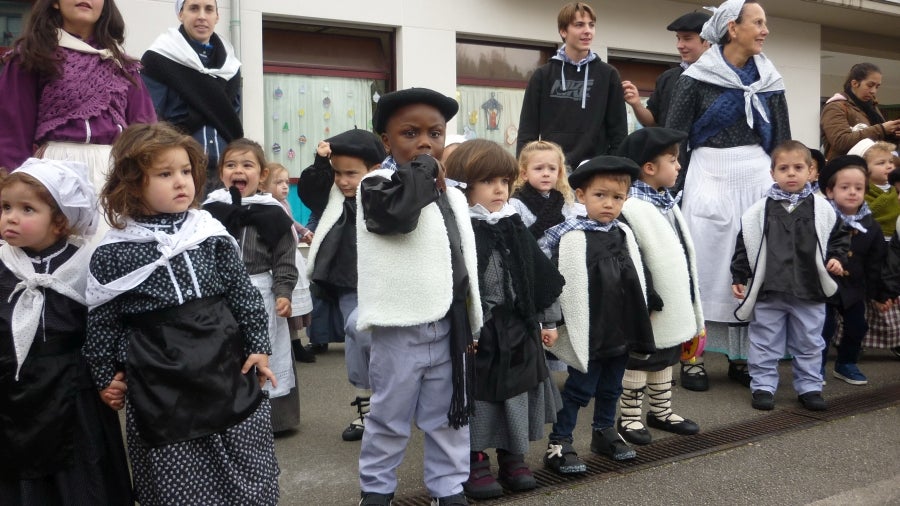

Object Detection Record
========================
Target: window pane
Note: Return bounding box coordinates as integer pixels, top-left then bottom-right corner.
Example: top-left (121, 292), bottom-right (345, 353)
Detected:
top-left (456, 85), bottom-right (526, 155)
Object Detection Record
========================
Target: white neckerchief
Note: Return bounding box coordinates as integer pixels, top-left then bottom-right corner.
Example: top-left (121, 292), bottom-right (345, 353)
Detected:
top-left (469, 203), bottom-right (517, 224)
top-left (85, 210), bottom-right (236, 309)
top-left (146, 26), bottom-right (241, 80)
top-left (683, 45), bottom-right (784, 129)
top-left (203, 188), bottom-right (283, 207)
top-left (1, 241), bottom-right (92, 380)
top-left (56, 29), bottom-right (122, 68)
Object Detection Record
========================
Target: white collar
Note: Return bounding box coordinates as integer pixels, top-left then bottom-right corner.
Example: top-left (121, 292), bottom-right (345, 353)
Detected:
top-left (469, 203), bottom-right (517, 224)
top-left (146, 26), bottom-right (241, 80)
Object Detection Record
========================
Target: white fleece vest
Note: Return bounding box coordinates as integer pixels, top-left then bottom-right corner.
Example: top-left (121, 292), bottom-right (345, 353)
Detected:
top-left (621, 199), bottom-right (704, 348)
top-left (356, 169), bottom-right (482, 333)
top-left (550, 224), bottom-right (645, 373)
top-left (306, 184), bottom-right (346, 278)
top-left (735, 194), bottom-right (838, 321)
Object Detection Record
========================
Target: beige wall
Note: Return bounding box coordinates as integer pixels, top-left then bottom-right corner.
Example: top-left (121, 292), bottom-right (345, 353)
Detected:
top-left (121, 0), bottom-right (825, 148)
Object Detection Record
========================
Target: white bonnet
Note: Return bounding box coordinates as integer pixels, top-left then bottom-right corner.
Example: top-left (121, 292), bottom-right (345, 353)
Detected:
top-left (848, 138), bottom-right (876, 158)
top-left (13, 158), bottom-right (99, 237)
top-left (700, 0), bottom-right (746, 45)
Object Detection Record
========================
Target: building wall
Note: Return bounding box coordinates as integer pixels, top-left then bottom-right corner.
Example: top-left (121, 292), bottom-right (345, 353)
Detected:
top-left (121, 0), bottom-right (823, 147)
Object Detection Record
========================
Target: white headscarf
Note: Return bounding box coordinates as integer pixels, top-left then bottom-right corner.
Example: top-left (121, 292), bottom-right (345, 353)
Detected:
top-left (700, 0), bottom-right (746, 45)
top-left (14, 158), bottom-right (99, 237)
top-left (175, 0), bottom-right (185, 15)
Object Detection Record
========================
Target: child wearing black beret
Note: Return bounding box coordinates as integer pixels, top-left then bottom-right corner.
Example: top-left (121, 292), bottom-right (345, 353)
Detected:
top-left (538, 155), bottom-right (656, 473)
top-left (615, 127), bottom-right (702, 445)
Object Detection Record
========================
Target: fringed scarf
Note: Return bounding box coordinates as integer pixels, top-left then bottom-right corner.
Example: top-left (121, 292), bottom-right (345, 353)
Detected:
top-left (512, 184), bottom-right (565, 239)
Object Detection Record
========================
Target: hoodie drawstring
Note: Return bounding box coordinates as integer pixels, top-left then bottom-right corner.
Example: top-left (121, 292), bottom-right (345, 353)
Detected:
top-left (559, 61), bottom-right (589, 110)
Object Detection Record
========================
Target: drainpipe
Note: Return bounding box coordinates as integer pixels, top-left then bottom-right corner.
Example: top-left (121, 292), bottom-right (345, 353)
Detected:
top-left (230, 0), bottom-right (241, 60)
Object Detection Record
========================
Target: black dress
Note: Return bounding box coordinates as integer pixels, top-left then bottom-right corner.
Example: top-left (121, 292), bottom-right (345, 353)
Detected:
top-left (0, 240), bottom-right (132, 505)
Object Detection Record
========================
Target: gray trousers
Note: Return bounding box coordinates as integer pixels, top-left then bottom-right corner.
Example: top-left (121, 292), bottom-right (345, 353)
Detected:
top-left (748, 293), bottom-right (826, 395)
top-left (358, 318), bottom-right (469, 498)
top-left (339, 292), bottom-right (371, 390)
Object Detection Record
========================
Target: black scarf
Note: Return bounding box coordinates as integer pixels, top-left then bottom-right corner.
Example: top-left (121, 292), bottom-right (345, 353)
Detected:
top-left (203, 187), bottom-right (293, 250)
top-left (512, 184), bottom-right (565, 240)
top-left (845, 84), bottom-right (885, 127)
top-left (141, 29), bottom-right (243, 141)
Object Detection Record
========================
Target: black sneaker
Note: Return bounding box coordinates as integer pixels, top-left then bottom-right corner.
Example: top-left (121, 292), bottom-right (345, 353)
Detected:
top-left (305, 342), bottom-right (329, 354)
top-left (751, 390), bottom-right (775, 410)
top-left (798, 391), bottom-right (827, 411)
top-left (728, 361), bottom-right (752, 388)
top-left (590, 427), bottom-right (636, 461)
top-left (359, 492), bottom-right (393, 506)
top-left (680, 361), bottom-right (709, 391)
top-left (430, 493), bottom-right (468, 505)
top-left (543, 440), bottom-right (587, 474)
top-left (292, 340), bottom-right (317, 363)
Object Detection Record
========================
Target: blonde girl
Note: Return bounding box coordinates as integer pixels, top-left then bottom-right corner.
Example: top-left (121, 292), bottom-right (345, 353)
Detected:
top-left (83, 123), bottom-right (279, 505)
top-left (510, 140), bottom-right (584, 240)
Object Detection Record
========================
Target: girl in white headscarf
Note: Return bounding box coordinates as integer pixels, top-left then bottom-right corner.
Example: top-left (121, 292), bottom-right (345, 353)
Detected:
top-left (666, 0), bottom-right (791, 388)
top-left (0, 159), bottom-right (132, 504)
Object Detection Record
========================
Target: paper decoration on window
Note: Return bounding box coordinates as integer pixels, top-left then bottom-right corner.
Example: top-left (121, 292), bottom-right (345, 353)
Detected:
top-left (463, 126), bottom-right (477, 140)
top-left (324, 126), bottom-right (330, 136)
top-left (324, 111), bottom-right (331, 120)
top-left (468, 110), bottom-right (478, 126)
top-left (274, 87), bottom-right (283, 99)
top-left (373, 91), bottom-right (381, 103)
top-left (299, 84), bottom-right (306, 94)
top-left (505, 125), bottom-right (518, 146)
top-left (272, 142), bottom-right (282, 153)
top-left (298, 108), bottom-right (305, 117)
top-left (298, 135), bottom-right (307, 145)
top-left (323, 97), bottom-right (331, 108)
top-left (348, 108), bottom-right (354, 118)
top-left (273, 112), bottom-right (279, 120)
top-left (481, 93), bottom-right (502, 131)
top-left (288, 148), bottom-right (296, 160)
top-left (347, 90), bottom-right (354, 98)
top-left (282, 122), bottom-right (290, 132)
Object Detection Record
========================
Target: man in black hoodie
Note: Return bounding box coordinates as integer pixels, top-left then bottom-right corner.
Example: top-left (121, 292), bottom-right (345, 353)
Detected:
top-left (517, 2), bottom-right (627, 170)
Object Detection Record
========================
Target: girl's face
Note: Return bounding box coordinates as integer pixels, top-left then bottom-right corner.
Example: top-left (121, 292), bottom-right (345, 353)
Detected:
top-left (0, 181), bottom-right (63, 251)
top-left (468, 176), bottom-right (510, 213)
top-left (825, 168), bottom-right (867, 215)
top-left (866, 149), bottom-right (895, 186)
top-left (522, 150), bottom-right (561, 193)
top-left (221, 149), bottom-right (267, 197)
top-left (56, 0), bottom-right (104, 39)
top-left (142, 147), bottom-right (196, 215)
top-left (268, 169), bottom-right (290, 201)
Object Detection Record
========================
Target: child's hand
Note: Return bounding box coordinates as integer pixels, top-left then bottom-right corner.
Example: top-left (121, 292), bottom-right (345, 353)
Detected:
top-left (826, 258), bottom-right (843, 275)
top-left (873, 300), bottom-right (889, 313)
top-left (276, 297), bottom-right (292, 317)
top-left (243, 353), bottom-right (278, 388)
top-left (732, 283), bottom-right (746, 299)
top-left (316, 141), bottom-right (331, 158)
top-left (300, 231), bottom-right (314, 244)
top-left (541, 328), bottom-right (559, 348)
top-left (100, 371), bottom-right (127, 411)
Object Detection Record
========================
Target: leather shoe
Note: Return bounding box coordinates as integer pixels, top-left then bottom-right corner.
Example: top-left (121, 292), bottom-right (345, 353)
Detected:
top-left (798, 391), bottom-right (827, 411)
top-left (617, 417), bottom-right (652, 445)
top-left (646, 413), bottom-right (700, 435)
top-left (751, 390), bottom-right (774, 410)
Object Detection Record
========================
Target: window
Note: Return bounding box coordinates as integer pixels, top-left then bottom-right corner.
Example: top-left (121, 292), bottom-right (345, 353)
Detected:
top-left (0, 1), bottom-right (29, 51)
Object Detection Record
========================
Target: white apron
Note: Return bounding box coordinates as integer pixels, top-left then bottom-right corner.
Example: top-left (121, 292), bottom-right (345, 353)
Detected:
top-left (250, 272), bottom-right (296, 398)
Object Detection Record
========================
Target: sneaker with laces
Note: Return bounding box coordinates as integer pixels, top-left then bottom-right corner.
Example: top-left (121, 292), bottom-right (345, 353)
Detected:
top-left (833, 362), bottom-right (868, 385)
top-left (543, 440), bottom-right (587, 474)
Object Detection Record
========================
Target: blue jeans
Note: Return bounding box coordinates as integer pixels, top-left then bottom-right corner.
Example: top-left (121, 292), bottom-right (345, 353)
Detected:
top-left (307, 293), bottom-right (346, 345)
top-left (822, 301), bottom-right (867, 366)
top-left (549, 354), bottom-right (628, 441)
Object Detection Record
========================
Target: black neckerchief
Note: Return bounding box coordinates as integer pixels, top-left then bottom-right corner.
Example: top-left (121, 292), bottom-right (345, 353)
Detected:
top-left (513, 184), bottom-right (565, 239)
top-left (845, 84), bottom-right (885, 126)
top-left (203, 187), bottom-right (293, 249)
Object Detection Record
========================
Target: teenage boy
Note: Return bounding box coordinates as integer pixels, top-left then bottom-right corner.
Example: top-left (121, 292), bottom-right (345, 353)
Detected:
top-left (517, 2), bottom-right (627, 168)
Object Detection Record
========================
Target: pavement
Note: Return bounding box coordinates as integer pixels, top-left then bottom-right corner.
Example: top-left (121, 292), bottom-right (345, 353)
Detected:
top-left (275, 342), bottom-right (900, 505)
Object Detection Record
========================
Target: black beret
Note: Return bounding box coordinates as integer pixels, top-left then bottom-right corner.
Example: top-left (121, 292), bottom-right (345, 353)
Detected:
top-left (616, 127), bottom-right (687, 167)
top-left (889, 169), bottom-right (900, 186)
top-left (818, 155), bottom-right (867, 189)
top-left (809, 148), bottom-right (826, 172)
top-left (372, 88), bottom-right (459, 134)
top-left (327, 128), bottom-right (386, 167)
top-left (666, 11), bottom-right (711, 33)
top-left (568, 156), bottom-right (641, 190)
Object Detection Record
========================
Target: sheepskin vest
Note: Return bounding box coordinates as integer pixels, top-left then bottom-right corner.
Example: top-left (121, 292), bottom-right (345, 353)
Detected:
top-left (306, 184), bottom-right (346, 278)
top-left (735, 194), bottom-right (838, 321)
top-left (621, 199), bottom-right (704, 348)
top-left (550, 224), bottom-right (645, 373)
top-left (356, 169), bottom-right (482, 333)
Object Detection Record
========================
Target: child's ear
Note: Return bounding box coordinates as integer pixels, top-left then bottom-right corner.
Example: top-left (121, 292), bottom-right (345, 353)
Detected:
top-left (367, 163), bottom-right (379, 172)
top-left (574, 187), bottom-right (585, 204)
top-left (380, 133), bottom-right (391, 155)
top-left (642, 161), bottom-right (656, 176)
top-left (260, 167), bottom-right (270, 184)
top-left (824, 187), bottom-right (834, 200)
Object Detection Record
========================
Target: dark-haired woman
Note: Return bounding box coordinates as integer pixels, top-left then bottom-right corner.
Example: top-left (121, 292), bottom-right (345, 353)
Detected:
top-left (821, 62), bottom-right (900, 160)
top-left (666, 0), bottom-right (791, 389)
top-left (0, 0), bottom-right (156, 191)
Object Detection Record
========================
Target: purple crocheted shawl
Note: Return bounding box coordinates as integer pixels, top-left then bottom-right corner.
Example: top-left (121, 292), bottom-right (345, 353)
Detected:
top-left (36, 47), bottom-right (141, 141)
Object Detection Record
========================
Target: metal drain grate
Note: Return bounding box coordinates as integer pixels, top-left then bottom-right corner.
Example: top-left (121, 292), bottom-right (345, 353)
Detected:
top-left (392, 384), bottom-right (900, 506)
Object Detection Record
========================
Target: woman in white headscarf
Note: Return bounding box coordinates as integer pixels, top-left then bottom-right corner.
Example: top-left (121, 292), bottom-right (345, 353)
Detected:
top-left (666, 0), bottom-right (791, 388)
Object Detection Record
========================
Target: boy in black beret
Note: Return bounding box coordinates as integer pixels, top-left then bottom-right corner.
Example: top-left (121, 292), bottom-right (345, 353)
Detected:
top-left (731, 140), bottom-right (849, 412)
top-left (356, 88), bottom-right (482, 506)
top-left (298, 128), bottom-right (386, 440)
top-left (809, 148), bottom-right (826, 193)
top-left (819, 155), bottom-right (887, 386)
top-left (538, 156), bottom-right (656, 472)
top-left (614, 127), bottom-right (702, 445)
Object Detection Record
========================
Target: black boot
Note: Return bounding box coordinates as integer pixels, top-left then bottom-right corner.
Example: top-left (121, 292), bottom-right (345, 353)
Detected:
top-left (292, 340), bottom-right (317, 363)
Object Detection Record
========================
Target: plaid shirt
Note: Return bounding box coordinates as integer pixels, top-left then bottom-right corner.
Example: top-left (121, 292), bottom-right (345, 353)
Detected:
top-left (538, 216), bottom-right (619, 257)
top-left (628, 180), bottom-right (680, 214)
top-left (830, 200), bottom-right (871, 234)
top-left (765, 183), bottom-right (813, 212)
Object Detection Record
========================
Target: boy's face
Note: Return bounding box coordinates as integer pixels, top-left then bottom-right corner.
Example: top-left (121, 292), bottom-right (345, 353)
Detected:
top-left (825, 168), bottom-right (866, 216)
top-left (866, 149), bottom-right (895, 186)
top-left (332, 155), bottom-right (373, 198)
top-left (381, 104), bottom-right (446, 165)
top-left (468, 175), bottom-right (510, 213)
top-left (221, 149), bottom-right (266, 197)
top-left (560, 11), bottom-right (595, 58)
top-left (675, 31), bottom-right (708, 65)
top-left (770, 149), bottom-right (810, 193)
top-left (575, 175), bottom-right (628, 224)
top-left (643, 149), bottom-right (680, 189)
